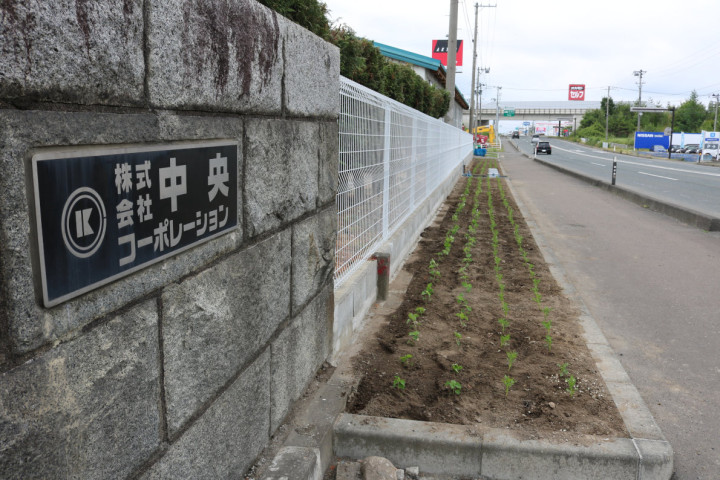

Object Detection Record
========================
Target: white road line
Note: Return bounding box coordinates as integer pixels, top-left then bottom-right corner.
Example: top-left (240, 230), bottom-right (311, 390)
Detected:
top-left (552, 145), bottom-right (720, 178)
top-left (638, 171), bottom-right (678, 181)
top-left (591, 162), bottom-right (606, 167)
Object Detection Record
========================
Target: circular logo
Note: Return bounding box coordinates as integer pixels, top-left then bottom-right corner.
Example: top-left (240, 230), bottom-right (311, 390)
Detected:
top-left (61, 187), bottom-right (107, 258)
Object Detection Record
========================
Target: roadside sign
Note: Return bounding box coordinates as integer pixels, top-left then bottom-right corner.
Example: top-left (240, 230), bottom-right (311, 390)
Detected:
top-left (503, 109), bottom-right (515, 117)
top-left (32, 141), bottom-right (238, 307)
top-left (523, 121), bottom-right (530, 126)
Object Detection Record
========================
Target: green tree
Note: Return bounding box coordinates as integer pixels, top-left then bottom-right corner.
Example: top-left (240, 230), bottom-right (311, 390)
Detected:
top-left (256, 0), bottom-right (331, 39)
top-left (675, 91), bottom-right (706, 132)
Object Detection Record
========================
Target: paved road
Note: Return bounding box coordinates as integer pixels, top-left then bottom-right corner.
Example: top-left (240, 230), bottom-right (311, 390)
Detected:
top-left (515, 136), bottom-right (720, 218)
top-left (500, 148), bottom-right (720, 480)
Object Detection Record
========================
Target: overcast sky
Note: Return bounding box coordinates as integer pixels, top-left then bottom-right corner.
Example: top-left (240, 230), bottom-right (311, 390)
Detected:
top-left (324, 0), bottom-right (720, 109)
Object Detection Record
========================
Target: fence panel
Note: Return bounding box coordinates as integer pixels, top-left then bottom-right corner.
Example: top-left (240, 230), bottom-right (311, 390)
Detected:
top-left (335, 77), bottom-right (473, 287)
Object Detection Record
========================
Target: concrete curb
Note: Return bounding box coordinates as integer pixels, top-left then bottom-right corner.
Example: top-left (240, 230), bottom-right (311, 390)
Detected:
top-left (510, 140), bottom-right (720, 232)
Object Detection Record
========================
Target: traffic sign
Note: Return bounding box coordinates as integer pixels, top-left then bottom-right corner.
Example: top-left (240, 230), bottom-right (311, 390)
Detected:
top-left (503, 109), bottom-right (515, 117)
top-left (523, 121), bottom-right (530, 126)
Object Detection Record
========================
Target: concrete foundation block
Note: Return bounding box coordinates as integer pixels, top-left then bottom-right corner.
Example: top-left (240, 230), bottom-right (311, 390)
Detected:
top-left (162, 229), bottom-right (291, 436)
top-left (261, 446), bottom-right (322, 480)
top-left (318, 121), bottom-right (339, 206)
top-left (143, 350), bottom-right (272, 480)
top-left (0, 300), bottom-right (161, 479)
top-left (271, 284), bottom-right (333, 431)
top-left (147, 0), bottom-right (283, 113)
top-left (0, 0), bottom-right (144, 106)
top-left (244, 118), bottom-right (319, 237)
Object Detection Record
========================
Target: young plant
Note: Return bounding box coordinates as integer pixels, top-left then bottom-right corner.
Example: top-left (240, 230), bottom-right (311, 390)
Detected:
top-left (392, 375), bottom-right (406, 390)
top-left (500, 334), bottom-right (510, 347)
top-left (407, 312), bottom-right (419, 325)
top-left (421, 283), bottom-right (433, 303)
top-left (558, 362), bottom-right (569, 377)
top-left (462, 281), bottom-right (472, 293)
top-left (454, 331), bottom-right (462, 346)
top-left (451, 363), bottom-right (463, 374)
top-left (503, 375), bottom-right (516, 396)
top-left (566, 375), bottom-right (577, 397)
top-left (507, 351), bottom-right (518, 371)
top-left (408, 330), bottom-right (420, 344)
top-left (445, 379), bottom-right (462, 395)
top-left (498, 317), bottom-right (510, 333)
top-left (455, 311), bottom-right (468, 327)
top-left (415, 306), bottom-right (426, 316)
top-left (400, 354), bottom-right (413, 366)
top-left (545, 334), bottom-right (552, 351)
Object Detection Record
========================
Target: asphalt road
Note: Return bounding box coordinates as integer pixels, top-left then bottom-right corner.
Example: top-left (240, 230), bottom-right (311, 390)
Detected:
top-left (516, 136), bottom-right (720, 218)
top-left (500, 147), bottom-right (720, 480)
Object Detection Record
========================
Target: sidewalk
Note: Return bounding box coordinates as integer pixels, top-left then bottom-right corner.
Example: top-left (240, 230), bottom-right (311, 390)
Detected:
top-left (501, 145), bottom-right (720, 479)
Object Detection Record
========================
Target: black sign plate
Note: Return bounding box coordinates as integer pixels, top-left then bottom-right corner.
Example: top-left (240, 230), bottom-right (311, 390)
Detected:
top-left (32, 141), bottom-right (238, 307)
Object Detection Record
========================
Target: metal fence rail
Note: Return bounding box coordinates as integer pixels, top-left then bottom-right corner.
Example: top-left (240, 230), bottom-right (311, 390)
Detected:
top-left (335, 76), bottom-right (473, 287)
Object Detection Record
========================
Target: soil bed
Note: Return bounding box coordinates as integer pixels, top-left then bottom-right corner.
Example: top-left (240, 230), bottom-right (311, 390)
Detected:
top-left (346, 158), bottom-right (628, 442)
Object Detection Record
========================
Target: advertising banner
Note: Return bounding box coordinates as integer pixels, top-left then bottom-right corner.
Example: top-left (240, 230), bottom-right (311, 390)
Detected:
top-left (568, 84), bottom-right (585, 101)
top-left (634, 132), bottom-right (669, 150)
top-left (432, 39), bottom-right (463, 67)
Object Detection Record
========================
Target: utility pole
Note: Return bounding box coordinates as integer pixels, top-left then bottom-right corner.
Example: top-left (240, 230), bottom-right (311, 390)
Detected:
top-left (495, 86), bottom-right (502, 137)
top-left (712, 93), bottom-right (720, 131)
top-left (605, 86), bottom-right (610, 140)
top-left (634, 69), bottom-right (646, 132)
top-left (477, 79), bottom-right (485, 130)
top-left (469, 3), bottom-right (479, 134)
top-left (445, 0), bottom-right (459, 125)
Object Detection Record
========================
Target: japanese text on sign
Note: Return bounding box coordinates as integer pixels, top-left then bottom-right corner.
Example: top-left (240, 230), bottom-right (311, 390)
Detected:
top-left (32, 141), bottom-right (238, 307)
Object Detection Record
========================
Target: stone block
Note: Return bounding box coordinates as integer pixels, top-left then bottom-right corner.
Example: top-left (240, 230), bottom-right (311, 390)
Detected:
top-left (292, 205), bottom-right (336, 312)
top-left (162, 230), bottom-right (291, 436)
top-left (142, 350), bottom-right (271, 480)
top-left (271, 284), bottom-right (332, 431)
top-left (0, 0), bottom-right (144, 106)
top-left (283, 19), bottom-right (339, 118)
top-left (0, 300), bottom-right (161, 479)
top-left (244, 118), bottom-right (319, 236)
top-left (0, 110), bottom-right (241, 354)
top-left (147, 0), bottom-right (282, 113)
top-left (318, 120), bottom-right (339, 207)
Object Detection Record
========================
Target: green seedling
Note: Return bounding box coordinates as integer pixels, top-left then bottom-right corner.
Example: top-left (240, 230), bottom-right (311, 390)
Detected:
top-left (429, 259), bottom-right (439, 271)
top-left (421, 283), bottom-right (433, 303)
top-left (454, 331), bottom-right (462, 346)
top-left (503, 375), bottom-right (516, 396)
top-left (500, 334), bottom-right (510, 346)
top-left (462, 281), bottom-right (472, 292)
top-left (445, 379), bottom-right (462, 395)
top-left (408, 330), bottom-right (420, 344)
top-left (392, 375), bottom-right (406, 390)
top-left (407, 312), bottom-right (419, 325)
top-left (456, 293), bottom-right (466, 305)
top-left (542, 306), bottom-right (551, 320)
top-left (507, 351), bottom-right (518, 371)
top-left (498, 317), bottom-right (510, 333)
top-left (545, 334), bottom-right (552, 351)
top-left (542, 319), bottom-right (552, 334)
top-left (451, 213), bottom-right (458, 222)
top-left (566, 375), bottom-right (577, 397)
top-left (415, 306), bottom-right (426, 316)
top-left (451, 363), bottom-right (463, 374)
top-left (450, 224), bottom-right (460, 235)
top-left (558, 362), bottom-right (569, 377)
top-left (400, 354), bottom-right (413, 366)
top-left (455, 311), bottom-right (468, 327)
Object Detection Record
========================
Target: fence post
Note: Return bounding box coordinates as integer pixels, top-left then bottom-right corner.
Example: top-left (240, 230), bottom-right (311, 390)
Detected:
top-left (382, 103), bottom-right (391, 238)
top-left (410, 117), bottom-right (418, 209)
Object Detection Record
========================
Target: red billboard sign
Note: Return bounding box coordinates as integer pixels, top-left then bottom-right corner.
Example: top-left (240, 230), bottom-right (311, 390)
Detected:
top-left (568, 84), bottom-right (585, 101)
top-left (432, 40), bottom-right (463, 67)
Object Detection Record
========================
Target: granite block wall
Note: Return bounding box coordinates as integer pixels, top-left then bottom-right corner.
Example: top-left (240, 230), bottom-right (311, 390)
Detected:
top-left (0, 1), bottom-right (338, 478)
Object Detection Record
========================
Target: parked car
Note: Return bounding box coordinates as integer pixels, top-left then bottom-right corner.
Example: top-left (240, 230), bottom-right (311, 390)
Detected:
top-left (670, 145), bottom-right (681, 153)
top-left (684, 145), bottom-right (700, 154)
top-left (512, 131), bottom-right (520, 139)
top-left (536, 141), bottom-right (552, 154)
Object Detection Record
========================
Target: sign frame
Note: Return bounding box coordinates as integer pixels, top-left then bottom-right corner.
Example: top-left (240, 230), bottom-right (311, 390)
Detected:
top-left (32, 140), bottom-right (239, 307)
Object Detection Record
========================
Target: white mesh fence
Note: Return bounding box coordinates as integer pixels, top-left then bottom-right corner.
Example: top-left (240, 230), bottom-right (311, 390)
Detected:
top-left (335, 76), bottom-right (473, 287)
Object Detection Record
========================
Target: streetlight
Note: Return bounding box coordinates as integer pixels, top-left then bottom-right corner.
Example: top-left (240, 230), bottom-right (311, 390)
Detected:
top-left (633, 70), bottom-right (646, 133)
top-left (712, 93), bottom-right (719, 131)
